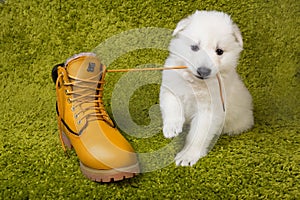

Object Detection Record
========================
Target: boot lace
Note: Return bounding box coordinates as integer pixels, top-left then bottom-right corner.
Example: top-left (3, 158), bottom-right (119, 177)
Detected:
top-left (70, 75), bottom-right (114, 128)
top-left (57, 69), bottom-right (114, 128)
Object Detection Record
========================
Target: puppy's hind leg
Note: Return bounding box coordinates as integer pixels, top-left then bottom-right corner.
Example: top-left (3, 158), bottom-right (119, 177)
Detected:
top-left (160, 86), bottom-right (184, 138)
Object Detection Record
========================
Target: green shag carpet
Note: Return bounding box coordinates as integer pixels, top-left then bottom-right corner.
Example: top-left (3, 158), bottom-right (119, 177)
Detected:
top-left (1, 0), bottom-right (299, 199)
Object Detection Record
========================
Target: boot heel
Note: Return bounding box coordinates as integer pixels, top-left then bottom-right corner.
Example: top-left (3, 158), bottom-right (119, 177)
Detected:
top-left (61, 131), bottom-right (72, 149)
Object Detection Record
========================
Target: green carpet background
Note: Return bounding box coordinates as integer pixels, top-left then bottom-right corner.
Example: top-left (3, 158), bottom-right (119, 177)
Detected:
top-left (0, 0), bottom-right (299, 199)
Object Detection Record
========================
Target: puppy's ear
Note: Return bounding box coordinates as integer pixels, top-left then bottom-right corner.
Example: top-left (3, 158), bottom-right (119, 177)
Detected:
top-left (172, 16), bottom-right (192, 36)
top-left (232, 23), bottom-right (243, 48)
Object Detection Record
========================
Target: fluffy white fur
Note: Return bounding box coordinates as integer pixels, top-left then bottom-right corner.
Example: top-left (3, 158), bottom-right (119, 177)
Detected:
top-left (160, 10), bottom-right (254, 166)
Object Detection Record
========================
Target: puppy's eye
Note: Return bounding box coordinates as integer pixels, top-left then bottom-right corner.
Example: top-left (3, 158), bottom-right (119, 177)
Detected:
top-left (191, 45), bottom-right (200, 52)
top-left (216, 48), bottom-right (224, 55)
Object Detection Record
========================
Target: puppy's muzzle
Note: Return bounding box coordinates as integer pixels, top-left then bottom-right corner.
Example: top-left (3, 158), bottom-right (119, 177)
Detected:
top-left (196, 67), bottom-right (211, 79)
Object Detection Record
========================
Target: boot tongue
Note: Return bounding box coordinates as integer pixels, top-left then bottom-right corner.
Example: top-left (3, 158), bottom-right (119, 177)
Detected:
top-left (65, 53), bottom-right (103, 80)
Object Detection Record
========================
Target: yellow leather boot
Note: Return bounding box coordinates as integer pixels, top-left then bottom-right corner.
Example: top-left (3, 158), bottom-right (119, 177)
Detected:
top-left (52, 53), bottom-right (139, 182)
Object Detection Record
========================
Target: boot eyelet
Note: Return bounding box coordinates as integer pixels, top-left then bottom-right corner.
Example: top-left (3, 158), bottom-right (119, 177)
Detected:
top-left (77, 120), bottom-right (82, 125)
top-left (67, 98), bottom-right (72, 103)
top-left (57, 81), bottom-right (61, 89)
top-left (74, 114), bottom-right (78, 119)
top-left (71, 107), bottom-right (75, 112)
top-left (65, 90), bottom-right (69, 95)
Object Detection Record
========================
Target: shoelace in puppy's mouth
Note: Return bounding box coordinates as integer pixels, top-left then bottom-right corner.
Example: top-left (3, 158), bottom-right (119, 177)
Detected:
top-left (107, 66), bottom-right (225, 112)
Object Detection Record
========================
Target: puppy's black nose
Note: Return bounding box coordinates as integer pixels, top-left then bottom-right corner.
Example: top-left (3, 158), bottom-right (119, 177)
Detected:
top-left (196, 67), bottom-right (211, 79)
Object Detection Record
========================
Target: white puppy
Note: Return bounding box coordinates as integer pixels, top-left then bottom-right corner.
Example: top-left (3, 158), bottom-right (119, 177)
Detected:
top-left (160, 10), bottom-right (254, 166)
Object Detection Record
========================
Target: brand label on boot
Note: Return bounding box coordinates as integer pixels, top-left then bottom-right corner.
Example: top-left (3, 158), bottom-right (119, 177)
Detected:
top-left (87, 62), bottom-right (95, 72)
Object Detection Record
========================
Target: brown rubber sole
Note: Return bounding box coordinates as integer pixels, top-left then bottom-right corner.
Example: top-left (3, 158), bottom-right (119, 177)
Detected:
top-left (80, 162), bottom-right (139, 182)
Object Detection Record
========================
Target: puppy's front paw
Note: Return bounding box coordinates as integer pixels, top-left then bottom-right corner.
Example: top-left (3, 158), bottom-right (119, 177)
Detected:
top-left (175, 147), bottom-right (207, 166)
top-left (163, 120), bottom-right (183, 138)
